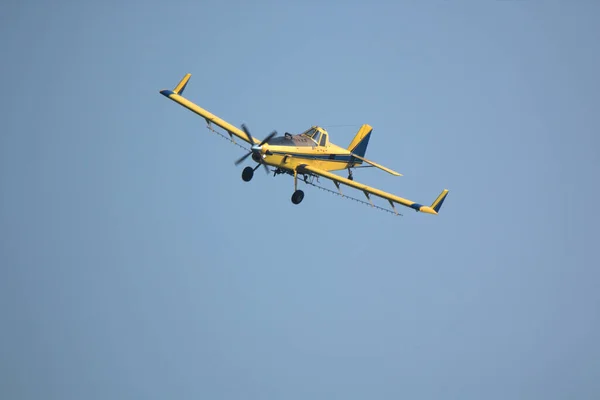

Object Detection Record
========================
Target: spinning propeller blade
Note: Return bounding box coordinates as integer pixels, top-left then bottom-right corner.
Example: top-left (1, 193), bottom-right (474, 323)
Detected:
top-left (241, 124), bottom-right (254, 144)
top-left (234, 124), bottom-right (277, 173)
top-left (234, 151), bottom-right (252, 166)
top-left (260, 131), bottom-right (277, 146)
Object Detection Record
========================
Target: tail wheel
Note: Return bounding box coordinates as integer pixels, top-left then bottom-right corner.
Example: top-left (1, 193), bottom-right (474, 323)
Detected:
top-left (291, 190), bottom-right (304, 205)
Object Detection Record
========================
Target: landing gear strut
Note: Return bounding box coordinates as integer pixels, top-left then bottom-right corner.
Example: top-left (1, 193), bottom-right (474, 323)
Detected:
top-left (291, 169), bottom-right (305, 205)
top-left (347, 168), bottom-right (354, 181)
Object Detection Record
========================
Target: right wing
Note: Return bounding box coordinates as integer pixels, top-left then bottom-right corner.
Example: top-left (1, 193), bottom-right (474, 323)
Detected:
top-left (159, 73), bottom-right (260, 146)
top-left (298, 164), bottom-right (448, 215)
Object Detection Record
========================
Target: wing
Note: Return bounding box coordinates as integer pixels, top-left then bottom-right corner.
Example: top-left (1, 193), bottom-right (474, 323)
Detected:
top-left (159, 74), bottom-right (259, 146)
top-left (298, 164), bottom-right (448, 215)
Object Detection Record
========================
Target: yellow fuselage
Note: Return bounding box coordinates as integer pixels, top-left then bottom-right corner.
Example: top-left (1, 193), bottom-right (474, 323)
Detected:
top-left (259, 143), bottom-right (358, 172)
top-left (253, 127), bottom-right (361, 173)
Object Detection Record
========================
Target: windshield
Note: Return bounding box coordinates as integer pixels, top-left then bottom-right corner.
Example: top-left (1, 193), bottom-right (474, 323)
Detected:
top-left (301, 127), bottom-right (321, 144)
top-left (319, 133), bottom-right (327, 146)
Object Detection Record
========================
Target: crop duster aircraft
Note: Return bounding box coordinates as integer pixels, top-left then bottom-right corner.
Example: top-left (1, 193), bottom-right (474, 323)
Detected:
top-left (160, 74), bottom-right (449, 216)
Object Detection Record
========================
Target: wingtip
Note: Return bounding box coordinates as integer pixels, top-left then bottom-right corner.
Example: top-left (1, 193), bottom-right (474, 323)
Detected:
top-left (419, 206), bottom-right (438, 215)
top-left (431, 189), bottom-right (449, 213)
top-left (174, 73), bottom-right (191, 95)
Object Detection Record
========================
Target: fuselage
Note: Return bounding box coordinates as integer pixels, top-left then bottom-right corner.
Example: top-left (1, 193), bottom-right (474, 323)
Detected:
top-left (256, 126), bottom-right (361, 172)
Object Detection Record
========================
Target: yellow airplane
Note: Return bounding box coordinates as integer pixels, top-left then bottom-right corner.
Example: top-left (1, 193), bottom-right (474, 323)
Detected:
top-left (159, 73), bottom-right (449, 216)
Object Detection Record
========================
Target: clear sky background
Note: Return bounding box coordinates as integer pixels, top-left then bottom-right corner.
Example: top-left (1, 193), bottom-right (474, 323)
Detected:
top-left (1, 1), bottom-right (599, 399)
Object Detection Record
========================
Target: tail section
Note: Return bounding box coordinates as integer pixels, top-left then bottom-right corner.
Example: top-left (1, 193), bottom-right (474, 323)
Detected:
top-left (346, 124), bottom-right (401, 176)
top-left (347, 124), bottom-right (372, 158)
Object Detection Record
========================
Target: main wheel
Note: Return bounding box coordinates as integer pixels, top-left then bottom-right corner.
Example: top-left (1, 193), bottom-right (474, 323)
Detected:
top-left (291, 189), bottom-right (304, 205)
top-left (242, 166), bottom-right (254, 182)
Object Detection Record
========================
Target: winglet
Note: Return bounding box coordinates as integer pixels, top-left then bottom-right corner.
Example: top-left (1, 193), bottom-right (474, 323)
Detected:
top-left (409, 189), bottom-right (449, 215)
top-left (160, 73), bottom-right (191, 98)
top-left (173, 73), bottom-right (191, 95)
top-left (431, 189), bottom-right (449, 213)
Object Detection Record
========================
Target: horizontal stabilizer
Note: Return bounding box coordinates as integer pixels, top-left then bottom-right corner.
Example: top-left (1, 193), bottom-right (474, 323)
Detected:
top-left (350, 153), bottom-right (402, 176)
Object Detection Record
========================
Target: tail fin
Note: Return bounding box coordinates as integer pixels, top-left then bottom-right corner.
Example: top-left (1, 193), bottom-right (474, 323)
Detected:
top-left (347, 124), bottom-right (372, 158)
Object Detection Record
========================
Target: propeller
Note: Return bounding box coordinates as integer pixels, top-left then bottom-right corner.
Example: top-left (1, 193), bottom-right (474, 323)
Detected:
top-left (234, 124), bottom-right (277, 173)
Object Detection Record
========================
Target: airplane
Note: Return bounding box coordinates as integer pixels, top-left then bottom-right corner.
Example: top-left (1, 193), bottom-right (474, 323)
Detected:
top-left (159, 73), bottom-right (449, 216)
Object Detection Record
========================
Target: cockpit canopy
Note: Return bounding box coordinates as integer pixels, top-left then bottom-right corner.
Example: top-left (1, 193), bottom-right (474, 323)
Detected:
top-left (301, 126), bottom-right (328, 146)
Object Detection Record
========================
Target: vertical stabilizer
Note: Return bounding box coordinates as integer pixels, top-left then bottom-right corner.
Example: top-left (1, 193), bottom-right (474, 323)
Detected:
top-left (347, 124), bottom-right (372, 158)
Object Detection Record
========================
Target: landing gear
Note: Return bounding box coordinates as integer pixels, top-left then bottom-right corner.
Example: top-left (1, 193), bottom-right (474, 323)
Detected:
top-left (290, 169), bottom-right (305, 205)
top-left (242, 166), bottom-right (254, 182)
top-left (291, 190), bottom-right (304, 204)
top-left (347, 168), bottom-right (354, 181)
top-left (242, 164), bottom-right (264, 182)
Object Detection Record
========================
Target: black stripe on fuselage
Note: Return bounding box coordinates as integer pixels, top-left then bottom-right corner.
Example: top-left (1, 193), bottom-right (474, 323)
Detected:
top-left (269, 151), bottom-right (360, 163)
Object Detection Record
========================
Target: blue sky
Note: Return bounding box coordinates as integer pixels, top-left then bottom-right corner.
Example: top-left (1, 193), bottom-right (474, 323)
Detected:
top-left (1, 1), bottom-right (599, 399)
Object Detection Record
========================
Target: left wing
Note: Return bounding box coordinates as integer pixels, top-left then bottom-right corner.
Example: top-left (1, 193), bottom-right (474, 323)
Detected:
top-left (159, 73), bottom-right (259, 146)
top-left (298, 164), bottom-right (448, 215)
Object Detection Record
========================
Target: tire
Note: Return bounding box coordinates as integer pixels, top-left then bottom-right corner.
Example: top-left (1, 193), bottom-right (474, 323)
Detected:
top-left (242, 166), bottom-right (254, 182)
top-left (291, 189), bottom-right (304, 204)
